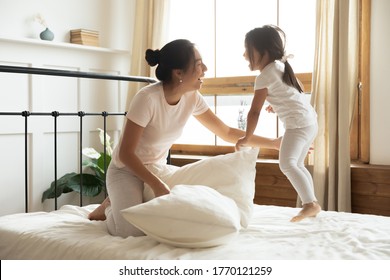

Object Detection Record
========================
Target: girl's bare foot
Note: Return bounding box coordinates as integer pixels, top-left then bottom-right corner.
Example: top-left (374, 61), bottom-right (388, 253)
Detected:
top-left (88, 197), bottom-right (110, 221)
top-left (290, 201), bottom-right (321, 222)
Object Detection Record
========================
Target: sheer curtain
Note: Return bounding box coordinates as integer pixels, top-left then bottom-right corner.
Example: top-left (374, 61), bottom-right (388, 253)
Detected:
top-left (310, 0), bottom-right (359, 212)
top-left (126, 0), bottom-right (170, 108)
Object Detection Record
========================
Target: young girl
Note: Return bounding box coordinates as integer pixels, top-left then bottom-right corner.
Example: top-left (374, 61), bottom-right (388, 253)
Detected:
top-left (236, 25), bottom-right (321, 222)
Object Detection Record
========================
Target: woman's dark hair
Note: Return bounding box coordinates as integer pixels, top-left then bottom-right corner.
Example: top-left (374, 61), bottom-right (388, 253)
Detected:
top-left (145, 39), bottom-right (195, 83)
top-left (245, 25), bottom-right (303, 92)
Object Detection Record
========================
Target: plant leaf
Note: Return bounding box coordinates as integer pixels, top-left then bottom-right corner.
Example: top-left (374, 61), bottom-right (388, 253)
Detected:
top-left (83, 159), bottom-right (104, 176)
top-left (66, 174), bottom-right (104, 197)
top-left (41, 172), bottom-right (105, 202)
top-left (41, 172), bottom-right (79, 202)
top-left (82, 147), bottom-right (101, 159)
top-left (98, 128), bottom-right (113, 156)
top-left (97, 153), bottom-right (111, 174)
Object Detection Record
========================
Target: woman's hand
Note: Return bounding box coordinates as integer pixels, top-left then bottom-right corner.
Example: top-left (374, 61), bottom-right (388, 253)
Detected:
top-left (272, 136), bottom-right (283, 150)
top-left (152, 181), bottom-right (171, 198)
top-left (235, 136), bottom-right (250, 151)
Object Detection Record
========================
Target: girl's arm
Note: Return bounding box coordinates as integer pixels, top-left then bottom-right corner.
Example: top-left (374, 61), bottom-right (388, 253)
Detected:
top-left (245, 88), bottom-right (268, 136)
top-left (235, 88), bottom-right (268, 149)
top-left (118, 119), bottom-right (170, 197)
top-left (195, 105), bottom-right (280, 150)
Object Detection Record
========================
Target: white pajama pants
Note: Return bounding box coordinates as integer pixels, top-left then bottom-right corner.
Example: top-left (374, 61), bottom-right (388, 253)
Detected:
top-left (279, 123), bottom-right (318, 205)
top-left (105, 164), bottom-right (145, 238)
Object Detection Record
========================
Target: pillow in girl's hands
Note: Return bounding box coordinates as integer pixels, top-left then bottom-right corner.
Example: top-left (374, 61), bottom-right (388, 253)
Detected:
top-left (122, 184), bottom-right (241, 248)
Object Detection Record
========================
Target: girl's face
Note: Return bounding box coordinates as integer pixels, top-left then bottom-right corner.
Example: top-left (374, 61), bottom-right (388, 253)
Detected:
top-left (182, 48), bottom-right (207, 90)
top-left (244, 46), bottom-right (261, 71)
top-left (244, 45), bottom-right (269, 71)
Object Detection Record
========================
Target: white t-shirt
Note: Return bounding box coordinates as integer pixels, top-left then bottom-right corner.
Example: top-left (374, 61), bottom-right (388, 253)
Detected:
top-left (112, 82), bottom-right (209, 167)
top-left (255, 61), bottom-right (317, 129)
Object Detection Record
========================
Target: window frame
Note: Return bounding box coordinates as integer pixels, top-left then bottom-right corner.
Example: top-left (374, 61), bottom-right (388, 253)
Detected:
top-left (350, 0), bottom-right (370, 163)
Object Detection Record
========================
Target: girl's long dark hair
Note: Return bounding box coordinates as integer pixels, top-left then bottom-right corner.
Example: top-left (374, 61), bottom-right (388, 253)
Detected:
top-left (245, 25), bottom-right (303, 93)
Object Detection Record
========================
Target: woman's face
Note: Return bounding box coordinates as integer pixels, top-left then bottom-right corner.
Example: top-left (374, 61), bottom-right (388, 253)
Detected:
top-left (182, 48), bottom-right (207, 90)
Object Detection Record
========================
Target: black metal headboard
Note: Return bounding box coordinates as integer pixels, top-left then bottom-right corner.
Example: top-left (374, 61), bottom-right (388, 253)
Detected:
top-left (0, 65), bottom-right (157, 212)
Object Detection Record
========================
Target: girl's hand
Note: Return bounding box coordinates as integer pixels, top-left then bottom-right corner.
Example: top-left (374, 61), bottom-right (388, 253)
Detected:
top-left (235, 136), bottom-right (250, 151)
top-left (273, 136), bottom-right (283, 150)
top-left (308, 144), bottom-right (314, 154)
top-left (265, 105), bottom-right (274, 113)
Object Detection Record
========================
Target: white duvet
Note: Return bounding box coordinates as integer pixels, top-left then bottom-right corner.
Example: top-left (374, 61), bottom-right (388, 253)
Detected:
top-left (0, 204), bottom-right (389, 260)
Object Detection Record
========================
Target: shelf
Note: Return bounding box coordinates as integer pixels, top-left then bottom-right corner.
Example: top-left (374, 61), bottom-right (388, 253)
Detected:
top-left (0, 37), bottom-right (129, 55)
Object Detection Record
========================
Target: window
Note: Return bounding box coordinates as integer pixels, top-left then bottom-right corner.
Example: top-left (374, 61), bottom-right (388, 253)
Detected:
top-left (166, 0), bottom-right (316, 77)
top-left (166, 0), bottom-right (316, 158)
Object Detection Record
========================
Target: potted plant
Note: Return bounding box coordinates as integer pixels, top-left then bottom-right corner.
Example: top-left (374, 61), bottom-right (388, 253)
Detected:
top-left (41, 129), bottom-right (113, 202)
top-left (34, 13), bottom-right (55, 41)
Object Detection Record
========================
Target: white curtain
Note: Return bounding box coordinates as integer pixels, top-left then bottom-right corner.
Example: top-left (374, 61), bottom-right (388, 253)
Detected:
top-left (310, 0), bottom-right (359, 211)
top-left (126, 0), bottom-right (170, 108)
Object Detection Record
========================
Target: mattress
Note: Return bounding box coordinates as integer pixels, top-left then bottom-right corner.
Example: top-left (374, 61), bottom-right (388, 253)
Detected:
top-left (1, 204), bottom-right (389, 260)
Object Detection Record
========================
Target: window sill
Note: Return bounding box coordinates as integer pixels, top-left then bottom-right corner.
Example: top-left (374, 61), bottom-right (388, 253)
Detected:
top-left (170, 154), bottom-right (279, 165)
top-left (171, 154), bottom-right (390, 168)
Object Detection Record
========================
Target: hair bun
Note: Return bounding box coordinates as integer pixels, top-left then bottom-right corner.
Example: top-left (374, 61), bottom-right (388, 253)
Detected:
top-left (145, 49), bottom-right (160, 67)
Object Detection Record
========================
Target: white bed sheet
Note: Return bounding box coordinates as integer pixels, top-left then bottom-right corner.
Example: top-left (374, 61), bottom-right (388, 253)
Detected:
top-left (0, 204), bottom-right (389, 260)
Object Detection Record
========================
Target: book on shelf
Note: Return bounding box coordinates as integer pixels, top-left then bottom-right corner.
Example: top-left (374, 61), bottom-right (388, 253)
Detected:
top-left (70, 29), bottom-right (99, 35)
top-left (70, 29), bottom-right (99, 47)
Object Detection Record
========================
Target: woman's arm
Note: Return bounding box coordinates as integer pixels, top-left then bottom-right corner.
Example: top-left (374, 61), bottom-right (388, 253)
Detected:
top-left (118, 119), bottom-right (170, 197)
top-left (195, 106), bottom-right (280, 150)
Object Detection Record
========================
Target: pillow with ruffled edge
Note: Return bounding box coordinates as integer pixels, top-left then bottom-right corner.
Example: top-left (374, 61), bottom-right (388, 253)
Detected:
top-left (144, 148), bottom-right (258, 228)
top-left (122, 184), bottom-right (241, 248)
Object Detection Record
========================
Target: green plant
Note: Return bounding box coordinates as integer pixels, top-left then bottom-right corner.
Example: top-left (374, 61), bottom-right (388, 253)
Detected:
top-left (41, 129), bottom-right (113, 202)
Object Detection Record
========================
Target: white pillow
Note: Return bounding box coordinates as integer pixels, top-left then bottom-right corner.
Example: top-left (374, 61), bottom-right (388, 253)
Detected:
top-left (121, 184), bottom-right (241, 248)
top-left (163, 148), bottom-right (258, 227)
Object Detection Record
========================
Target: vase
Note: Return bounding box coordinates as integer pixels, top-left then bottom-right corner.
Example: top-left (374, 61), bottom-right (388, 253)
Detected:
top-left (40, 28), bottom-right (54, 41)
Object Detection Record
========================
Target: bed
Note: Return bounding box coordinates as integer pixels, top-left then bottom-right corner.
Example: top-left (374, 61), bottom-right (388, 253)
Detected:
top-left (1, 65), bottom-right (390, 261)
top-left (1, 203), bottom-right (390, 260)
top-left (1, 147), bottom-right (390, 260)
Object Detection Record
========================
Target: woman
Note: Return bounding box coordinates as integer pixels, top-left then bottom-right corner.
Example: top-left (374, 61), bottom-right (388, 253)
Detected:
top-left (89, 39), bottom-right (280, 238)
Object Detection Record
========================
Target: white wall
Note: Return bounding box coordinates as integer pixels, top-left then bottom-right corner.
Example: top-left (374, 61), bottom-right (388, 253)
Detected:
top-left (0, 0), bottom-right (135, 50)
top-left (370, 0), bottom-right (390, 165)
